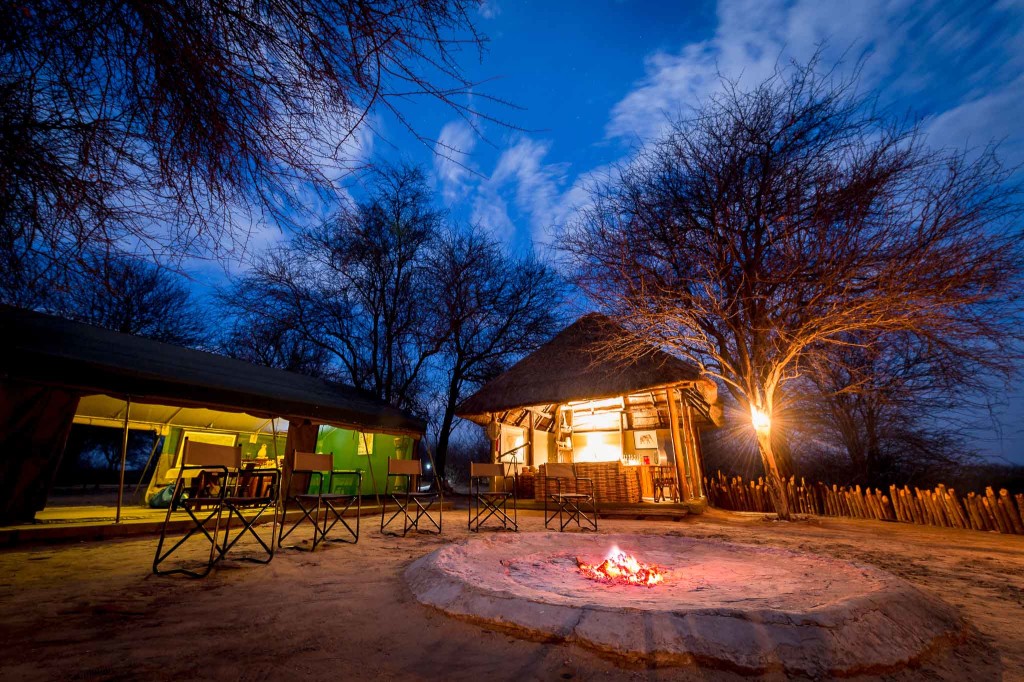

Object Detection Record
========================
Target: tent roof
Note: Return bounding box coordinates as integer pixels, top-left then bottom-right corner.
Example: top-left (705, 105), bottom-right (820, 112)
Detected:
top-left (457, 313), bottom-right (718, 420)
top-left (73, 394), bottom-right (290, 435)
top-left (0, 305), bottom-right (425, 436)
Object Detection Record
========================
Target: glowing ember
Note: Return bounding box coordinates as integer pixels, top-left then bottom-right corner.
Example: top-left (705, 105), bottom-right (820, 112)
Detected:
top-left (576, 545), bottom-right (664, 587)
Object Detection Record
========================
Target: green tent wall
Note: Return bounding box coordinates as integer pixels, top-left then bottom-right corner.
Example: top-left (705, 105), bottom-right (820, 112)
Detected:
top-left (312, 427), bottom-right (414, 495)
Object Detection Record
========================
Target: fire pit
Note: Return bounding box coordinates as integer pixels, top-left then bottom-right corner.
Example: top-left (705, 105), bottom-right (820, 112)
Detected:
top-left (576, 545), bottom-right (663, 587)
top-left (405, 533), bottom-right (964, 676)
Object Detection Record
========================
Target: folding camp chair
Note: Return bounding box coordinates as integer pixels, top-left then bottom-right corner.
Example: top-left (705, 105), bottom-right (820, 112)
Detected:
top-left (652, 465), bottom-right (680, 503)
top-left (468, 462), bottom-right (517, 532)
top-left (217, 458), bottom-right (281, 566)
top-left (153, 439), bottom-right (236, 578)
top-left (543, 463), bottom-right (598, 532)
top-left (380, 458), bottom-right (442, 536)
top-left (278, 452), bottom-right (362, 550)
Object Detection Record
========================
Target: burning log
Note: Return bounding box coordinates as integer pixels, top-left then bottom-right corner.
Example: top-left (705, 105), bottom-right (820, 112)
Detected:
top-left (576, 546), bottom-right (664, 587)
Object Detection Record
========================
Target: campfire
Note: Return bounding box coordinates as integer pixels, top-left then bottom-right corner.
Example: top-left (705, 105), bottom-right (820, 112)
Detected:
top-left (576, 545), bottom-right (664, 587)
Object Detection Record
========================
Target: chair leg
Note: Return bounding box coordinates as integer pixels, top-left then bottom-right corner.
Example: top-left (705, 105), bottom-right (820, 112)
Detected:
top-left (278, 497), bottom-right (321, 550)
top-left (410, 496), bottom-right (441, 534)
top-left (218, 501), bottom-right (278, 564)
top-left (470, 494), bottom-right (516, 532)
top-left (381, 493), bottom-right (412, 537)
top-left (322, 497), bottom-right (359, 544)
top-left (153, 503), bottom-right (225, 578)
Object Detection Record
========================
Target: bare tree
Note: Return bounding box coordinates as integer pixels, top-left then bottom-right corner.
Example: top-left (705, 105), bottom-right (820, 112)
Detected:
top-left (564, 58), bottom-right (1024, 518)
top-left (1, 0), bottom-right (494, 287)
top-left (48, 253), bottom-right (209, 347)
top-left (797, 331), bottom-right (991, 486)
top-left (222, 165), bottom-right (442, 412)
top-left (216, 276), bottom-right (331, 377)
top-left (426, 225), bottom-right (565, 485)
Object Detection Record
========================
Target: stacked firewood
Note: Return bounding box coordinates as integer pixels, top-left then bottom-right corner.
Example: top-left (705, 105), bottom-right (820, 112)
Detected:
top-left (705, 471), bottom-right (1024, 534)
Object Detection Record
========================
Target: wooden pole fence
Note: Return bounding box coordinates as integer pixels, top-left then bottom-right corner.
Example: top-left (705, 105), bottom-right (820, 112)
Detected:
top-left (704, 471), bottom-right (1024, 535)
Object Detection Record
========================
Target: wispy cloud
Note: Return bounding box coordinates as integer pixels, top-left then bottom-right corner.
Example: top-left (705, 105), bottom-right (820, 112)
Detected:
top-left (433, 120), bottom-right (478, 203)
top-left (925, 74), bottom-right (1024, 165)
top-left (478, 1), bottom-right (501, 20)
top-left (463, 0), bottom-right (1024, 252)
top-left (606, 0), bottom-right (1024, 154)
top-left (470, 137), bottom-right (592, 247)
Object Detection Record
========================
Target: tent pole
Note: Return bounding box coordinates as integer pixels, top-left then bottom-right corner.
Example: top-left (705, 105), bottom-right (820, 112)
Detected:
top-left (115, 396), bottom-right (131, 524)
top-left (271, 418), bottom-right (284, 508)
top-left (132, 432), bottom-right (162, 502)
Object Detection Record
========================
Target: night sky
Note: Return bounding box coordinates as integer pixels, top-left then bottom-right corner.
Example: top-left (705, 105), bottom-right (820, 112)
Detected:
top-left (198, 0), bottom-right (1024, 462)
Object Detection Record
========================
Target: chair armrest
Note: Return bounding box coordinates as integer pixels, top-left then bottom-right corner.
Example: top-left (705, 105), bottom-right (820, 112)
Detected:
top-left (330, 469), bottom-right (363, 494)
top-left (576, 477), bottom-right (596, 495)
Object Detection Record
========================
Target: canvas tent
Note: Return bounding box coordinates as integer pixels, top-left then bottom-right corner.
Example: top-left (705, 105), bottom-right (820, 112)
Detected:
top-left (458, 313), bottom-right (722, 501)
top-left (0, 305), bottom-right (426, 524)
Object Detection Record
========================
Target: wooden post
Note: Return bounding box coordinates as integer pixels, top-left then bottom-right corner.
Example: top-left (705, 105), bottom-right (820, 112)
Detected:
top-left (666, 387), bottom-right (690, 500)
top-left (528, 410), bottom-right (536, 467)
top-left (487, 413), bottom-right (500, 464)
top-left (683, 402), bottom-right (704, 498)
top-left (554, 404), bottom-right (571, 463)
top-left (115, 396), bottom-right (131, 524)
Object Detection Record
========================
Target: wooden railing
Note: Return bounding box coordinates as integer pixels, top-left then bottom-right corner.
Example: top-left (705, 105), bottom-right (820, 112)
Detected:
top-left (705, 471), bottom-right (1024, 534)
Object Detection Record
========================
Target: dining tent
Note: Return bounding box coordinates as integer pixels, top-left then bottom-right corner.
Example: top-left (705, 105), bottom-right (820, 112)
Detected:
top-left (0, 305), bottom-right (426, 524)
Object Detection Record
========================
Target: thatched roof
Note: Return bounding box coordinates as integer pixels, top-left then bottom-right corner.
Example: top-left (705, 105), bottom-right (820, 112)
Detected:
top-left (457, 313), bottom-right (718, 422)
top-left (0, 305), bottom-right (426, 435)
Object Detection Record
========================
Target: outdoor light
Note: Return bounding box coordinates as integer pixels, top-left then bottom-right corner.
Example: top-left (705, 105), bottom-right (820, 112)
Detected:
top-left (751, 407), bottom-right (771, 432)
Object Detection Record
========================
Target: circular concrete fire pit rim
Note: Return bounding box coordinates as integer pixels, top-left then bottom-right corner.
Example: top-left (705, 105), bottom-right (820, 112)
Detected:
top-left (405, 532), bottom-right (965, 676)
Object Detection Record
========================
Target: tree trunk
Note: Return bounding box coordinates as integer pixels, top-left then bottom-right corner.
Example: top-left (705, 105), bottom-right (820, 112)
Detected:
top-left (755, 429), bottom-right (792, 520)
top-left (434, 370), bottom-right (463, 489)
top-left (435, 406), bottom-right (456, 487)
top-left (770, 428), bottom-right (795, 480)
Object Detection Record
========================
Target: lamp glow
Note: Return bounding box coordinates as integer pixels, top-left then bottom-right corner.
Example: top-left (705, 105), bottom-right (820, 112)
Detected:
top-left (751, 407), bottom-right (771, 432)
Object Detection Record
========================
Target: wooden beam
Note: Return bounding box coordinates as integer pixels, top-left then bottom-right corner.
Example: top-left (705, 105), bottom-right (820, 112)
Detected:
top-left (684, 403), bottom-right (705, 498)
top-left (489, 412), bottom-right (500, 464)
top-left (528, 411), bottom-right (536, 466)
top-left (666, 387), bottom-right (691, 499)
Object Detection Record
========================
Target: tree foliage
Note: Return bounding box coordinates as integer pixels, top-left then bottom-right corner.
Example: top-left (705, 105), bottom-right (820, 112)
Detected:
top-left (37, 253), bottom-right (209, 347)
top-left (426, 226), bottom-right (565, 482)
top-left (1, 0), bottom-right (489, 283)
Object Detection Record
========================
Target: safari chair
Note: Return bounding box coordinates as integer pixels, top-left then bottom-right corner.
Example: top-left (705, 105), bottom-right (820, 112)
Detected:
top-left (468, 462), bottom-right (518, 532)
top-left (380, 458), bottom-right (442, 536)
top-left (652, 465), bottom-right (680, 503)
top-left (217, 457), bottom-right (281, 566)
top-left (153, 439), bottom-right (236, 578)
top-left (278, 452), bottom-right (363, 550)
top-left (543, 463), bottom-right (598, 532)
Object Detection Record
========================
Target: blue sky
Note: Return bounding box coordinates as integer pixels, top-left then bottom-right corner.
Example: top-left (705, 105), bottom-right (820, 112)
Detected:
top-left (384, 0), bottom-right (1024, 254)
top-left (225, 0), bottom-right (1024, 462)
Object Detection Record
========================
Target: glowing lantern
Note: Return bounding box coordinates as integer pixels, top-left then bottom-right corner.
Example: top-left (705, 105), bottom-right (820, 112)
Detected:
top-left (751, 407), bottom-right (771, 433)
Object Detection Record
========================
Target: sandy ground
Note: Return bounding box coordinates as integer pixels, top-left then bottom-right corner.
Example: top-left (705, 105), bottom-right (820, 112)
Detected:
top-left (0, 507), bottom-right (1021, 681)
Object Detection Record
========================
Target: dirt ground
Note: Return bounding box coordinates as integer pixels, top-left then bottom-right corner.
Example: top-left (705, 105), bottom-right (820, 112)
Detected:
top-left (0, 507), bottom-right (1021, 681)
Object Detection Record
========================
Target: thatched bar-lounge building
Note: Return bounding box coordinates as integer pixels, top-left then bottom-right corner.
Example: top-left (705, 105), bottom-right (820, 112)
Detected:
top-left (458, 314), bottom-right (723, 504)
